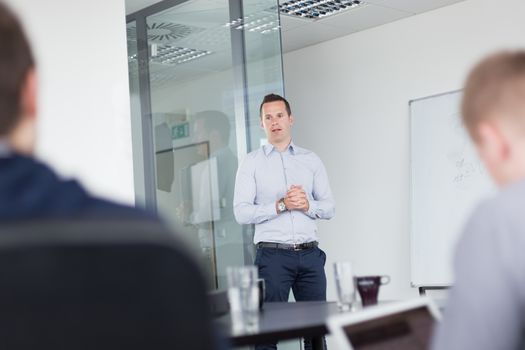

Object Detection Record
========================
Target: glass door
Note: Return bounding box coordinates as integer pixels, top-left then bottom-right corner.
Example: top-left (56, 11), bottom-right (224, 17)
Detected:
top-left (127, 0), bottom-right (284, 289)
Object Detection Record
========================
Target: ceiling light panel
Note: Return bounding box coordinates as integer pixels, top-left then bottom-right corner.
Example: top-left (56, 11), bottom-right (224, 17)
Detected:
top-left (280, 0), bottom-right (364, 20)
top-left (225, 13), bottom-right (280, 35)
top-left (151, 45), bottom-right (212, 65)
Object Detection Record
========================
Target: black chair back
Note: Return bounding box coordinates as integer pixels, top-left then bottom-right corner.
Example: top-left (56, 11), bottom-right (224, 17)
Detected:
top-left (0, 221), bottom-right (216, 350)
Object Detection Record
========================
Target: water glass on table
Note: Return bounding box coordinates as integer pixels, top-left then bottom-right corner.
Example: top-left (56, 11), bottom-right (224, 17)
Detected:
top-left (226, 265), bottom-right (260, 333)
top-left (334, 261), bottom-right (357, 312)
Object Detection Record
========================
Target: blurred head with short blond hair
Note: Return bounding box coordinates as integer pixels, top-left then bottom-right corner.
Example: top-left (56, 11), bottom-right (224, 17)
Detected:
top-left (462, 51), bottom-right (525, 186)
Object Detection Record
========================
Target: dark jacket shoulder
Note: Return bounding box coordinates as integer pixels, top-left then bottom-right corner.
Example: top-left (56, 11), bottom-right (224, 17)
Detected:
top-left (0, 154), bottom-right (155, 221)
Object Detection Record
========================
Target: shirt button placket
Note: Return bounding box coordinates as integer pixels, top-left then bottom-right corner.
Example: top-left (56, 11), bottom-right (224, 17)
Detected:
top-left (285, 153), bottom-right (296, 242)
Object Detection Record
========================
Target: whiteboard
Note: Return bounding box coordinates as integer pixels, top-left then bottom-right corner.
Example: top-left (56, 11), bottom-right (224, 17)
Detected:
top-left (410, 90), bottom-right (495, 287)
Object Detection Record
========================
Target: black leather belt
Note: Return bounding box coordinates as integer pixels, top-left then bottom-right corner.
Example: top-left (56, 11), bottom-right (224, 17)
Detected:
top-left (256, 241), bottom-right (318, 251)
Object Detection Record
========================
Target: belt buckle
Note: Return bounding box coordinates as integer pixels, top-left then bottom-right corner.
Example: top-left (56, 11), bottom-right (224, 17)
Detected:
top-left (293, 243), bottom-right (300, 251)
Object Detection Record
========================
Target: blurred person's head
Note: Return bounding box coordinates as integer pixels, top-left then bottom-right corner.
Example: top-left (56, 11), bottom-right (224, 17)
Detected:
top-left (193, 110), bottom-right (231, 151)
top-left (462, 50), bottom-right (525, 186)
top-left (0, 2), bottom-right (37, 155)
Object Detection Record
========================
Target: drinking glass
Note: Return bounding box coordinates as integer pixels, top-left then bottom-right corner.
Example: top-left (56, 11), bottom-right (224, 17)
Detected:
top-left (226, 266), bottom-right (260, 332)
top-left (333, 261), bottom-right (357, 312)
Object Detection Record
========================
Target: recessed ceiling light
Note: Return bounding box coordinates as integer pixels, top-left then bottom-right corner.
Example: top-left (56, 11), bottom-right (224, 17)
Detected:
top-left (279, 0), bottom-right (364, 20)
top-left (150, 45), bottom-right (212, 65)
top-left (225, 13), bottom-right (281, 35)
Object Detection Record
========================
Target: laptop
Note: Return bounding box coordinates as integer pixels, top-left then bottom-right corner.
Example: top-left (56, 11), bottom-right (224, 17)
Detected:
top-left (327, 297), bottom-right (441, 350)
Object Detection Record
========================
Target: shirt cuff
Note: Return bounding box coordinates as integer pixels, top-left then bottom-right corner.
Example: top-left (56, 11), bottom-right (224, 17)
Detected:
top-left (306, 200), bottom-right (319, 219)
top-left (264, 201), bottom-right (279, 220)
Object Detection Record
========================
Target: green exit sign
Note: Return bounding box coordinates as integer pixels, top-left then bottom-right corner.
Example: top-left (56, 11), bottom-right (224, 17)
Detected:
top-left (172, 122), bottom-right (190, 140)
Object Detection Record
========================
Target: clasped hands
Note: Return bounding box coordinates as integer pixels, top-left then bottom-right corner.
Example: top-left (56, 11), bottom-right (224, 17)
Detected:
top-left (284, 185), bottom-right (309, 212)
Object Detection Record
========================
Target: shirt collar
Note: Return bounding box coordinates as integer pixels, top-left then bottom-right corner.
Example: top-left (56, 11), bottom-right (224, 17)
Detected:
top-left (263, 140), bottom-right (297, 156)
top-left (289, 141), bottom-right (297, 155)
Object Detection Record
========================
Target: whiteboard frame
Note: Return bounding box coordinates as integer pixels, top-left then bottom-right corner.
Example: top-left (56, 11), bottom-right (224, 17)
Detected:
top-left (409, 89), bottom-right (461, 288)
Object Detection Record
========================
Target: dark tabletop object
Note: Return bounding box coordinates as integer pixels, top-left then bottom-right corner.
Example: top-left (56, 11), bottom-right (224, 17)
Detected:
top-left (217, 301), bottom-right (340, 347)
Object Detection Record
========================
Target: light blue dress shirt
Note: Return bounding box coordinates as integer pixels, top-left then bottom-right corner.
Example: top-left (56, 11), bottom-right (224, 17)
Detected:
top-left (431, 179), bottom-right (525, 350)
top-left (233, 141), bottom-right (335, 244)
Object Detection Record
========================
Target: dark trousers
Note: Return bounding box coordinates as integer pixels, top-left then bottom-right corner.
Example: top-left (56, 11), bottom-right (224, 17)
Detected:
top-left (255, 246), bottom-right (327, 350)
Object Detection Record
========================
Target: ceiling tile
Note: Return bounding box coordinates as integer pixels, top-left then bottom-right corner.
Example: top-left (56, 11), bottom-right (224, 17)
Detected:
top-left (366, 0), bottom-right (465, 14)
top-left (126, 0), bottom-right (158, 15)
top-left (280, 15), bottom-right (310, 31)
top-left (281, 21), bottom-right (345, 52)
top-left (320, 3), bottom-right (410, 31)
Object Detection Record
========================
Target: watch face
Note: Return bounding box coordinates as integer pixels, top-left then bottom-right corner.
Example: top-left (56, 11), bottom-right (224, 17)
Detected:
top-left (278, 201), bottom-right (286, 212)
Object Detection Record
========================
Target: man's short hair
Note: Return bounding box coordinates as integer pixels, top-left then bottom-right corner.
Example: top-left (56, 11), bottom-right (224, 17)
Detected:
top-left (259, 93), bottom-right (291, 117)
top-left (462, 50), bottom-right (525, 141)
top-left (0, 2), bottom-right (34, 136)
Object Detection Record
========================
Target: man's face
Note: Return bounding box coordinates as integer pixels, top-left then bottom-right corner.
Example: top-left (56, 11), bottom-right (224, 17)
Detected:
top-left (260, 100), bottom-right (294, 145)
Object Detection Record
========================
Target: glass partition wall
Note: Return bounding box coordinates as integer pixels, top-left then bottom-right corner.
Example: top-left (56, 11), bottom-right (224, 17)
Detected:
top-left (126, 0), bottom-right (284, 289)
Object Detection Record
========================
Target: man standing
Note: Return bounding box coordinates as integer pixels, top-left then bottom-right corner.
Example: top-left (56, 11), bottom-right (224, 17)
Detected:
top-left (234, 93), bottom-right (335, 350)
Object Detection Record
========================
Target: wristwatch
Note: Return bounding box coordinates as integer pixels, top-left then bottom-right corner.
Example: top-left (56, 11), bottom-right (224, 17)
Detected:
top-left (277, 198), bottom-right (287, 213)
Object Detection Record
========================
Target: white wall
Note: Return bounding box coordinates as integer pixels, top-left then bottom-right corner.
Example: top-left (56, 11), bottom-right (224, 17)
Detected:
top-left (5, 0), bottom-right (134, 204)
top-left (283, 0), bottom-right (525, 303)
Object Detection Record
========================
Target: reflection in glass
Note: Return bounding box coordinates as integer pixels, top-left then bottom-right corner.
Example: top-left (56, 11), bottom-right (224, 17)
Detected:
top-left (127, 0), bottom-right (284, 290)
top-left (146, 1), bottom-right (246, 289)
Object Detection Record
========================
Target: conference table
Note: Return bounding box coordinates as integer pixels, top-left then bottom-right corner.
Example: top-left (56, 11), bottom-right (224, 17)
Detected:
top-left (216, 301), bottom-right (340, 350)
